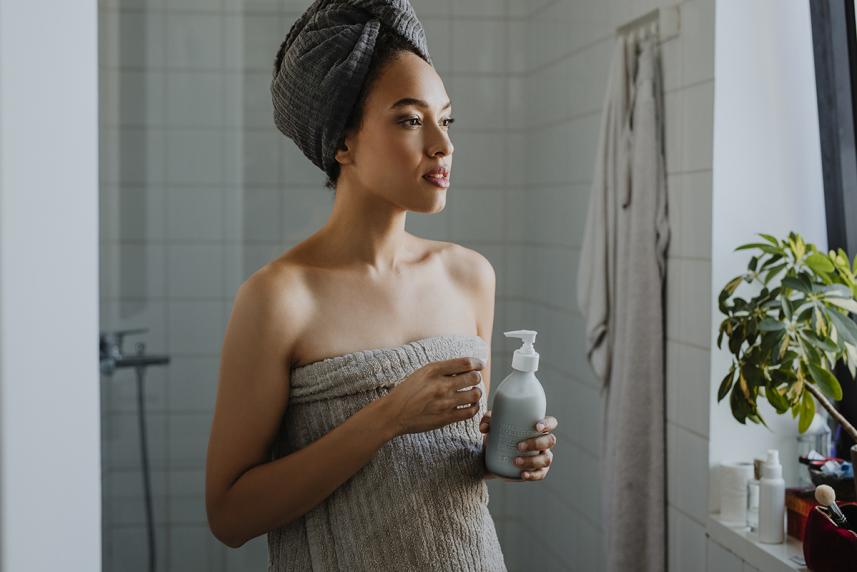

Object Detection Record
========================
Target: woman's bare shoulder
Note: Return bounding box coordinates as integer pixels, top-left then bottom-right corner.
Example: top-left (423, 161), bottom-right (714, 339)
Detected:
top-left (234, 252), bottom-right (315, 331)
top-left (435, 240), bottom-right (495, 291)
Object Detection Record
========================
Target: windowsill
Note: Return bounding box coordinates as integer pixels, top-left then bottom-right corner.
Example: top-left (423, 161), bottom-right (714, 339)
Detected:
top-left (707, 513), bottom-right (808, 572)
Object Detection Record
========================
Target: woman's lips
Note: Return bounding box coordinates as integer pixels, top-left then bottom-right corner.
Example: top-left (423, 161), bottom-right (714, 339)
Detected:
top-left (422, 174), bottom-right (450, 188)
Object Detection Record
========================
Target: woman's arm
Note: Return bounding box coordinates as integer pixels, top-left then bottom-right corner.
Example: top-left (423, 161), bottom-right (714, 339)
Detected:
top-left (205, 269), bottom-right (397, 548)
top-left (210, 397), bottom-right (396, 548)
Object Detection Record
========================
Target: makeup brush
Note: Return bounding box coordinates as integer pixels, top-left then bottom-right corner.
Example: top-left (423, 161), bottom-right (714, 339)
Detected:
top-left (814, 484), bottom-right (848, 527)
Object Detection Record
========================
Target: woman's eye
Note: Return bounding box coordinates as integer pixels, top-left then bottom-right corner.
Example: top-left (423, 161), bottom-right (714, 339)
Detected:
top-left (401, 117), bottom-right (456, 128)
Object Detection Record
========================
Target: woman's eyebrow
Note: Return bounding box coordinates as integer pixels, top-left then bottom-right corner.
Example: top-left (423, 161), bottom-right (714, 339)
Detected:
top-left (389, 97), bottom-right (452, 111)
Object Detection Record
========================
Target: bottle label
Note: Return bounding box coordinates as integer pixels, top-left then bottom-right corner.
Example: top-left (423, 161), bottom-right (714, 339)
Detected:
top-left (495, 422), bottom-right (538, 462)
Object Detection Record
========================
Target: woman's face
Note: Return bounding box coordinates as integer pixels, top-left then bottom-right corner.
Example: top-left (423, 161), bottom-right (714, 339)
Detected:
top-left (335, 51), bottom-right (454, 212)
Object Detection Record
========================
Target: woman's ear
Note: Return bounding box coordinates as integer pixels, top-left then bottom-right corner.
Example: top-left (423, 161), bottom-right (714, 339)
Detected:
top-left (334, 131), bottom-right (355, 166)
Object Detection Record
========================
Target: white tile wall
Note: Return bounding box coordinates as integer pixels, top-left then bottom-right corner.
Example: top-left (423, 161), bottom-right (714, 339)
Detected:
top-left (506, 0), bottom-right (728, 570)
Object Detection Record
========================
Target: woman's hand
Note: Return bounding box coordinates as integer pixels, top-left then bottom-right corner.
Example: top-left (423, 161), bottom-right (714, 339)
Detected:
top-left (478, 410), bottom-right (558, 481)
top-left (381, 356), bottom-right (486, 437)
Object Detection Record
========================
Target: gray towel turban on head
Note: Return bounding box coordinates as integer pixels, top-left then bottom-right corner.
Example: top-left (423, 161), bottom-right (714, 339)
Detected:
top-left (271, 0), bottom-right (433, 175)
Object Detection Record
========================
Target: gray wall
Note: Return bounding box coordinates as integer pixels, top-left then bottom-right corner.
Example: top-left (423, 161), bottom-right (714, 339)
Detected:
top-left (497, 0), bottom-right (716, 570)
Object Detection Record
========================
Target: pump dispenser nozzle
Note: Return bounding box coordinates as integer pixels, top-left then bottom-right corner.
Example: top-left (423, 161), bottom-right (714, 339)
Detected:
top-left (505, 330), bottom-right (539, 372)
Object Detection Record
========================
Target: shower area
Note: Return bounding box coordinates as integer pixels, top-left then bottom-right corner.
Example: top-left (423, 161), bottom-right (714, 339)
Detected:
top-left (98, 0), bottom-right (328, 568)
top-left (98, 0), bottom-right (714, 570)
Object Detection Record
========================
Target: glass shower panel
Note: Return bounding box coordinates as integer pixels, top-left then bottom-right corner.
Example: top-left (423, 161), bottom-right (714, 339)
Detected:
top-left (98, 2), bottom-right (327, 570)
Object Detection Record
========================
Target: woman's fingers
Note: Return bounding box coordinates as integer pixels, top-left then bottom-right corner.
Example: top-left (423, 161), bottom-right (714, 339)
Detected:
top-left (478, 410), bottom-right (492, 433)
top-left (535, 415), bottom-right (558, 433)
top-left (521, 466), bottom-right (549, 480)
top-left (514, 448), bottom-right (553, 471)
top-left (517, 431), bottom-right (557, 453)
top-left (479, 417), bottom-right (491, 433)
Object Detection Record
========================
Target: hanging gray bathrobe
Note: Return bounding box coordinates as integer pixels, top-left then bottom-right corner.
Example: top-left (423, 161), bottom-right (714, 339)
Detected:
top-left (577, 34), bottom-right (670, 572)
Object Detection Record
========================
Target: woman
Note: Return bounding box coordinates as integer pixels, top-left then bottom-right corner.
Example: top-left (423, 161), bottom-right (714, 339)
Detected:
top-left (205, 1), bottom-right (558, 569)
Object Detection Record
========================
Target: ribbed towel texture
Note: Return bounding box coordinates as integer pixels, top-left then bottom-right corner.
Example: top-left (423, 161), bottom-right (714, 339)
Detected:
top-left (267, 333), bottom-right (507, 571)
top-left (271, 0), bottom-right (433, 175)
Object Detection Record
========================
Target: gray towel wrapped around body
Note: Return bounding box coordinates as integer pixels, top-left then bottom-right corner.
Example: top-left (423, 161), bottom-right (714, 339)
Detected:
top-left (271, 0), bottom-right (432, 175)
top-left (266, 333), bottom-right (507, 571)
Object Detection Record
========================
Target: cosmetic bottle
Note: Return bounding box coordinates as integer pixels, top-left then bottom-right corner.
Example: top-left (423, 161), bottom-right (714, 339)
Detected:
top-left (746, 458), bottom-right (763, 533)
top-left (485, 330), bottom-right (547, 479)
top-left (758, 449), bottom-right (786, 543)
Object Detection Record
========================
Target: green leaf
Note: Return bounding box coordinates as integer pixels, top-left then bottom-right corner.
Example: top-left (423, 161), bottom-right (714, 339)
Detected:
top-left (730, 382), bottom-right (748, 424)
top-left (748, 411), bottom-right (769, 428)
top-left (735, 242), bottom-right (775, 252)
top-left (782, 297), bottom-right (794, 320)
top-left (759, 317), bottom-right (785, 332)
top-left (717, 368), bottom-right (735, 402)
top-left (846, 342), bottom-right (857, 379)
top-left (742, 363), bottom-right (764, 388)
top-left (760, 253), bottom-right (785, 270)
top-left (778, 331), bottom-right (791, 359)
top-left (827, 297), bottom-right (857, 314)
top-left (722, 275), bottom-right (743, 297)
top-left (783, 276), bottom-right (811, 293)
top-left (821, 284), bottom-right (852, 298)
top-left (828, 309), bottom-right (857, 345)
top-left (763, 263), bottom-right (787, 284)
top-left (797, 303), bottom-right (815, 323)
top-left (807, 362), bottom-right (843, 401)
top-left (806, 252), bottom-right (835, 274)
top-left (728, 331), bottom-right (744, 355)
top-left (758, 233), bottom-right (780, 246)
top-left (749, 256), bottom-right (759, 272)
top-left (801, 330), bottom-right (839, 353)
top-left (798, 389), bottom-right (815, 433)
top-left (759, 329), bottom-right (786, 357)
top-left (765, 382), bottom-right (790, 413)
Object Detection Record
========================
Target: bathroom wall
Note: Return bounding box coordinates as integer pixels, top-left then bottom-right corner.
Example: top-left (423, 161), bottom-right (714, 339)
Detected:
top-left (502, 0), bottom-right (718, 570)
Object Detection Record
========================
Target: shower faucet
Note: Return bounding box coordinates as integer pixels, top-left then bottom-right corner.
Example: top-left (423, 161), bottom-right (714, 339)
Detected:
top-left (100, 327), bottom-right (170, 375)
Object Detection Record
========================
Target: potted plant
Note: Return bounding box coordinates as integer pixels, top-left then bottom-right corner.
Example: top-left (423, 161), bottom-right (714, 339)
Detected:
top-left (716, 231), bottom-right (857, 497)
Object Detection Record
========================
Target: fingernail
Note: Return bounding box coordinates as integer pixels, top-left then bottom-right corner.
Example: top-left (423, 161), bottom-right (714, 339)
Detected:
top-left (515, 457), bottom-right (523, 465)
top-left (536, 423), bottom-right (545, 431)
top-left (517, 442), bottom-right (526, 451)
top-left (522, 472), bottom-right (530, 479)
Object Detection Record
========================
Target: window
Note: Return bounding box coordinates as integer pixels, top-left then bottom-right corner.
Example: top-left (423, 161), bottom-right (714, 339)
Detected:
top-left (810, 0), bottom-right (857, 455)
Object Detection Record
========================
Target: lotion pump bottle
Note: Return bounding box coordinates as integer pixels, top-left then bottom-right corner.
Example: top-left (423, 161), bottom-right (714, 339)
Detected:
top-left (485, 330), bottom-right (547, 479)
top-left (758, 448), bottom-right (785, 543)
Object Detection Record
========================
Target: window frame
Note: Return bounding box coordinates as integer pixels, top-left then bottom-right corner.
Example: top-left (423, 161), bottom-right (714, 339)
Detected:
top-left (810, 0), bottom-right (857, 452)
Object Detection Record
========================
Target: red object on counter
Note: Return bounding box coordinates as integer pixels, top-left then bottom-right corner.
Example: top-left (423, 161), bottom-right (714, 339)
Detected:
top-left (802, 503), bottom-right (857, 572)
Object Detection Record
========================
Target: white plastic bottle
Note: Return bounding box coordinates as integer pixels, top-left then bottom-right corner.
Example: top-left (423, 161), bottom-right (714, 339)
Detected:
top-left (485, 330), bottom-right (547, 479)
top-left (758, 449), bottom-right (785, 543)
